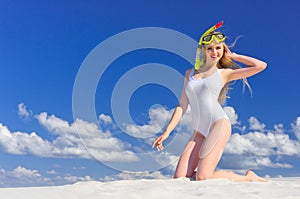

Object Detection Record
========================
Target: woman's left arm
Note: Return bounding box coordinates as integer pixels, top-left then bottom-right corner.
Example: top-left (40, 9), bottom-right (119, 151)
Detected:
top-left (223, 52), bottom-right (267, 83)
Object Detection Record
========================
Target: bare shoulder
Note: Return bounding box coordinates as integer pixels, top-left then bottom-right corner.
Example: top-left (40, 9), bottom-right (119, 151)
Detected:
top-left (185, 68), bottom-right (192, 77)
top-left (218, 68), bottom-right (232, 84)
top-left (219, 67), bottom-right (232, 76)
top-left (182, 68), bottom-right (192, 82)
top-left (219, 68), bottom-right (233, 75)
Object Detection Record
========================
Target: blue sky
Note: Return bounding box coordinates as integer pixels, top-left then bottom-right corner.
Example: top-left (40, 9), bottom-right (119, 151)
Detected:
top-left (0, 0), bottom-right (300, 187)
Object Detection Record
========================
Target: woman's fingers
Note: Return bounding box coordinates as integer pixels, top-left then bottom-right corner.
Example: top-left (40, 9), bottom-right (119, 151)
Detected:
top-left (152, 137), bottom-right (161, 148)
top-left (152, 137), bottom-right (164, 151)
top-left (156, 142), bottom-right (164, 151)
top-left (152, 133), bottom-right (169, 151)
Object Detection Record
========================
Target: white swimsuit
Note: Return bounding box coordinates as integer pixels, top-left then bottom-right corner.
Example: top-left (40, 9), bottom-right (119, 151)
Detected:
top-left (185, 68), bottom-right (229, 137)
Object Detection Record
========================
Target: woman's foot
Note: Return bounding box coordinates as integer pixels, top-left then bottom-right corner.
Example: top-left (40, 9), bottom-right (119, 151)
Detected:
top-left (246, 170), bottom-right (267, 182)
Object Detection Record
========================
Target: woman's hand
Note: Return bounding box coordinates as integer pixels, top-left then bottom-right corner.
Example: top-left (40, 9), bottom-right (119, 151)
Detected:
top-left (227, 52), bottom-right (238, 59)
top-left (225, 47), bottom-right (239, 60)
top-left (152, 132), bottom-right (169, 151)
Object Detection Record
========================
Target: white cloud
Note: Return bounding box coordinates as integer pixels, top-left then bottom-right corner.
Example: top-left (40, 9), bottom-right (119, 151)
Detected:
top-left (274, 123), bottom-right (285, 134)
top-left (18, 103), bottom-right (33, 120)
top-left (0, 166), bottom-right (93, 187)
top-left (291, 117), bottom-right (300, 141)
top-left (63, 175), bottom-right (91, 183)
top-left (222, 155), bottom-right (293, 170)
top-left (99, 114), bottom-right (113, 124)
top-left (101, 170), bottom-right (171, 182)
top-left (223, 106), bottom-right (239, 125)
top-left (124, 106), bottom-right (172, 138)
top-left (106, 104), bottom-right (300, 171)
top-left (0, 166), bottom-right (51, 187)
top-left (114, 104), bottom-right (191, 173)
top-left (223, 115), bottom-right (300, 169)
top-left (248, 116), bottom-right (266, 132)
top-left (36, 112), bottom-right (139, 162)
top-left (123, 105), bottom-right (192, 146)
top-left (151, 151), bottom-right (179, 172)
top-left (36, 112), bottom-right (73, 136)
top-left (12, 166), bottom-right (41, 178)
top-left (0, 112), bottom-right (139, 162)
top-left (175, 106), bottom-right (193, 133)
top-left (2, 103), bottom-right (300, 176)
top-left (46, 170), bottom-right (57, 175)
top-left (0, 123), bottom-right (53, 156)
top-left (225, 130), bottom-right (300, 157)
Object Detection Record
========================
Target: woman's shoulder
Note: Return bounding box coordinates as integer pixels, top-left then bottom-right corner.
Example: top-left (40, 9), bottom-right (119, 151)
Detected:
top-left (183, 68), bottom-right (193, 81)
top-left (185, 68), bottom-right (193, 76)
top-left (218, 67), bottom-right (233, 75)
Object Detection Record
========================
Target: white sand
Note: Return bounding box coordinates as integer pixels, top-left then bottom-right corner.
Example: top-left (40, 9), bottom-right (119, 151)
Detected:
top-left (0, 177), bottom-right (300, 199)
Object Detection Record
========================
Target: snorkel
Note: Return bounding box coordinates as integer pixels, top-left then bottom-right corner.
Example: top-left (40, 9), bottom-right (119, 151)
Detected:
top-left (194, 21), bottom-right (225, 70)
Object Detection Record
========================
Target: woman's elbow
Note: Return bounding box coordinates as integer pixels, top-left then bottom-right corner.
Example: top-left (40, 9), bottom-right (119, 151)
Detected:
top-left (260, 61), bottom-right (267, 70)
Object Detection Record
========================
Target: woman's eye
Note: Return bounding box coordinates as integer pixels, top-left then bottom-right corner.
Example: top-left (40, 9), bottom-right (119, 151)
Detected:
top-left (216, 46), bottom-right (222, 50)
top-left (207, 47), bottom-right (212, 50)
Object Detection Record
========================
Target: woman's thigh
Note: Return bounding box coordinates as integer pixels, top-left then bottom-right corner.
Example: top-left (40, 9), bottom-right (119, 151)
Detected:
top-left (196, 119), bottom-right (231, 180)
top-left (174, 131), bottom-right (205, 178)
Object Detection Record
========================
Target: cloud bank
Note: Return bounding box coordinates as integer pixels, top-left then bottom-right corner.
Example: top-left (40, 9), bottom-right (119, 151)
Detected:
top-left (0, 166), bottom-right (92, 187)
top-left (2, 104), bottom-right (300, 169)
top-left (0, 103), bottom-right (299, 186)
top-left (0, 112), bottom-right (138, 162)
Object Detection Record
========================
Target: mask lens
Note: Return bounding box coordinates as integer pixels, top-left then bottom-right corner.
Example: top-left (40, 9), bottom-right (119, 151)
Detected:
top-left (215, 33), bottom-right (225, 40)
top-left (202, 35), bottom-right (212, 42)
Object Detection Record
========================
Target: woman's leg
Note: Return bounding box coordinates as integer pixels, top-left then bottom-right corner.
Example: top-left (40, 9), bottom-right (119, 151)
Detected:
top-left (195, 119), bottom-right (266, 182)
top-left (174, 131), bottom-right (205, 178)
top-left (212, 170), bottom-right (266, 182)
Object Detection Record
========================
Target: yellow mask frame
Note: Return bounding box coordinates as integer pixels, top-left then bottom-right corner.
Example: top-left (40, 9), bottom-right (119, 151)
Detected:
top-left (201, 33), bottom-right (226, 45)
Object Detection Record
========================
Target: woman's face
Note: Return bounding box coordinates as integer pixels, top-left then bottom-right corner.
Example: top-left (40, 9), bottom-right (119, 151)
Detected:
top-left (204, 43), bottom-right (224, 63)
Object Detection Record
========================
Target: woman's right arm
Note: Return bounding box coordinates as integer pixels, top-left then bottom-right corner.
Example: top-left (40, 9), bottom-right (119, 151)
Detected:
top-left (152, 69), bottom-right (190, 151)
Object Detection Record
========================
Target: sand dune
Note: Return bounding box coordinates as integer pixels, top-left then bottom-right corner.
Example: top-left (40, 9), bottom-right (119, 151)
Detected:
top-left (0, 177), bottom-right (300, 199)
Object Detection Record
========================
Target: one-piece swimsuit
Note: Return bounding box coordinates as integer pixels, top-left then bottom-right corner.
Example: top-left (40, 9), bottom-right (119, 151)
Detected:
top-left (185, 68), bottom-right (229, 158)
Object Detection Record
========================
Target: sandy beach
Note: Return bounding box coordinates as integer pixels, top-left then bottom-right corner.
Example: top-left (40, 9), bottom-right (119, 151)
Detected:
top-left (0, 177), bottom-right (299, 199)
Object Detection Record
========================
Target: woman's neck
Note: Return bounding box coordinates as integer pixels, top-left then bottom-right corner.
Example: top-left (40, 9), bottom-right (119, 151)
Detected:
top-left (197, 63), bottom-right (218, 73)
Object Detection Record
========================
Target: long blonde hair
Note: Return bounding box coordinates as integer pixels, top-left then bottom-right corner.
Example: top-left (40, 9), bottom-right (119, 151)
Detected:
top-left (202, 39), bottom-right (251, 104)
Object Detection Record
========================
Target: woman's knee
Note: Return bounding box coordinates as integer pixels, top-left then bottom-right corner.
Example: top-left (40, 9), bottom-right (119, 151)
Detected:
top-left (195, 171), bottom-right (213, 181)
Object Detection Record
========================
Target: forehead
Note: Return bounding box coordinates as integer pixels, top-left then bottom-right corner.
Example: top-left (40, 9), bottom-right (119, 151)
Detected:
top-left (205, 42), bottom-right (224, 48)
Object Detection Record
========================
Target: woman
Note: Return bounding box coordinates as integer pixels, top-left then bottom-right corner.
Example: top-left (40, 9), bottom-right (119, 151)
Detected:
top-left (152, 21), bottom-right (267, 182)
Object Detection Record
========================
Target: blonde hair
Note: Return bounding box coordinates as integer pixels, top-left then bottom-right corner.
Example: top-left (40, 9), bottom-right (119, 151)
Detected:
top-left (202, 37), bottom-right (251, 104)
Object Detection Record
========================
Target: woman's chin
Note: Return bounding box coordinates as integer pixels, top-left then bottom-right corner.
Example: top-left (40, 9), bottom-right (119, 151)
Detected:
top-left (208, 59), bottom-right (219, 64)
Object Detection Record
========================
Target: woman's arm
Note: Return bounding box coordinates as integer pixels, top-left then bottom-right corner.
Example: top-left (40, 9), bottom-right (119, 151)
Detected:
top-left (223, 52), bottom-right (267, 83)
top-left (152, 69), bottom-right (190, 151)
